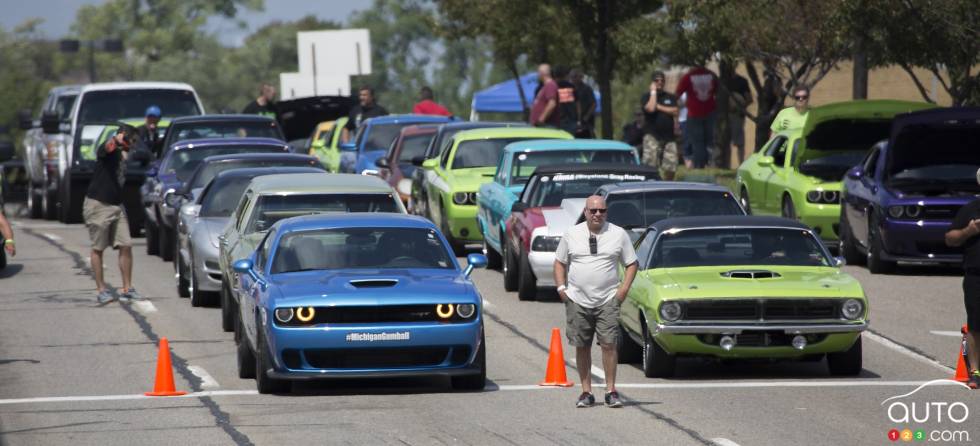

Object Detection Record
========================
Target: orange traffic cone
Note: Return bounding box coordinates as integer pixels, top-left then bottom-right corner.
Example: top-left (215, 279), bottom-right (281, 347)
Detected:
top-left (145, 337), bottom-right (188, 396)
top-left (539, 327), bottom-right (574, 387)
top-left (953, 325), bottom-right (970, 383)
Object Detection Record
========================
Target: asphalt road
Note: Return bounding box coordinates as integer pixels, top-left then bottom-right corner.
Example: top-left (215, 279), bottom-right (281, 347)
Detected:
top-left (0, 208), bottom-right (976, 446)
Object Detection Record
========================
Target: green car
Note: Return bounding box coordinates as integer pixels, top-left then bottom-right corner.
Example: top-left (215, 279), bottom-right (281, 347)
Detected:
top-left (419, 127), bottom-right (572, 252)
top-left (735, 100), bottom-right (934, 242)
top-left (619, 216), bottom-right (868, 378)
top-left (308, 117), bottom-right (348, 172)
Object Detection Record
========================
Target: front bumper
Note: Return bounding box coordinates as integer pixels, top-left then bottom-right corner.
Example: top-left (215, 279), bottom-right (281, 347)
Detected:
top-left (797, 202), bottom-right (840, 242)
top-left (879, 218), bottom-right (962, 264)
top-left (528, 250), bottom-right (556, 287)
top-left (652, 321), bottom-right (866, 358)
top-left (191, 244), bottom-right (222, 292)
top-left (446, 204), bottom-right (482, 242)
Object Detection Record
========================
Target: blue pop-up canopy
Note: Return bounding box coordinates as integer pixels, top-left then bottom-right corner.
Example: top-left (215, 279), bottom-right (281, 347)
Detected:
top-left (470, 73), bottom-right (601, 120)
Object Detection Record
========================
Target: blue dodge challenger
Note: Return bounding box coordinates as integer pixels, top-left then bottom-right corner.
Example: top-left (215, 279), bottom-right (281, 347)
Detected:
top-left (232, 213), bottom-right (488, 393)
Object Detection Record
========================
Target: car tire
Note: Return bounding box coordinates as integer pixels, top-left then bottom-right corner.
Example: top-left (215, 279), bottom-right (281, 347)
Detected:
top-left (827, 335), bottom-right (862, 376)
top-left (43, 186), bottom-right (58, 220)
top-left (839, 210), bottom-right (864, 266)
top-left (28, 183), bottom-right (43, 219)
top-left (867, 217), bottom-right (896, 274)
top-left (617, 323), bottom-right (642, 364)
top-left (451, 329), bottom-right (486, 391)
top-left (483, 229), bottom-right (502, 270)
top-left (502, 240), bottom-right (518, 292)
top-left (159, 225), bottom-right (174, 262)
top-left (221, 279), bottom-right (236, 333)
top-left (740, 186), bottom-right (752, 215)
top-left (642, 326), bottom-right (675, 378)
top-left (176, 251), bottom-right (190, 298)
top-left (145, 219), bottom-right (159, 256)
top-left (517, 249), bottom-right (537, 301)
top-left (60, 177), bottom-right (84, 224)
top-left (236, 317), bottom-right (255, 379)
top-left (255, 329), bottom-right (290, 394)
top-left (781, 195), bottom-right (796, 220)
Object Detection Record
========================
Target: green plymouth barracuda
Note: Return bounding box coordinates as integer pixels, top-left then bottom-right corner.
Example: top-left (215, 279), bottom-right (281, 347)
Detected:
top-left (419, 127), bottom-right (572, 253)
top-left (217, 173), bottom-right (405, 331)
top-left (735, 100), bottom-right (934, 243)
top-left (619, 215), bottom-right (868, 378)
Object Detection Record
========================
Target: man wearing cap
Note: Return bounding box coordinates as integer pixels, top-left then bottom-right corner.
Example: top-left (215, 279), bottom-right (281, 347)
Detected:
top-left (137, 105), bottom-right (163, 158)
top-left (945, 168), bottom-right (980, 389)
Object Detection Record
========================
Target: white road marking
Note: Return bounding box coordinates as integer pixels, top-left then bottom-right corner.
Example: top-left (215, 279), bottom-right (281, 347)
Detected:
top-left (0, 390), bottom-right (258, 405)
top-left (42, 233), bottom-right (62, 241)
top-left (865, 332), bottom-right (955, 374)
top-left (929, 330), bottom-right (962, 337)
top-left (710, 438), bottom-right (742, 446)
top-left (132, 300), bottom-right (158, 314)
top-left (187, 365), bottom-right (220, 389)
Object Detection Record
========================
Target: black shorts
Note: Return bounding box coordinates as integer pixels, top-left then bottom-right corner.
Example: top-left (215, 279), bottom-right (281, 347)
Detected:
top-left (963, 274), bottom-right (980, 330)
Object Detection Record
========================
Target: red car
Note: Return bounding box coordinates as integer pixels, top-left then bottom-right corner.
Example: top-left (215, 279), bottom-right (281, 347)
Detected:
top-left (376, 125), bottom-right (439, 205)
top-left (504, 164), bottom-right (660, 300)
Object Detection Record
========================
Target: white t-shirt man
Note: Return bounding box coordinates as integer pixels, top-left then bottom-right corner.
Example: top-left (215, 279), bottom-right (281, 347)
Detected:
top-left (555, 221), bottom-right (638, 308)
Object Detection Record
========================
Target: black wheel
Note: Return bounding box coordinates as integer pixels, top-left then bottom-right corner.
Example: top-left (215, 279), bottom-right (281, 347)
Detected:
top-left (502, 239), bottom-right (518, 292)
top-left (827, 335), bottom-right (862, 376)
top-left (145, 219), bottom-right (159, 256)
top-left (483, 228), bottom-right (502, 270)
top-left (236, 319), bottom-right (255, 379)
top-left (176, 251), bottom-right (190, 298)
top-left (739, 186), bottom-right (752, 214)
top-left (839, 210), bottom-right (864, 266)
top-left (221, 279), bottom-right (236, 332)
top-left (189, 257), bottom-right (216, 307)
top-left (517, 249), bottom-right (537, 301)
top-left (867, 217), bottom-right (896, 274)
top-left (59, 175), bottom-right (84, 223)
top-left (255, 329), bottom-right (290, 394)
top-left (617, 323), bottom-right (642, 363)
top-left (159, 224), bottom-right (175, 261)
top-left (642, 326), bottom-right (675, 378)
top-left (451, 329), bottom-right (486, 391)
top-left (781, 195), bottom-right (796, 219)
top-left (43, 185), bottom-right (58, 220)
top-left (27, 183), bottom-right (43, 219)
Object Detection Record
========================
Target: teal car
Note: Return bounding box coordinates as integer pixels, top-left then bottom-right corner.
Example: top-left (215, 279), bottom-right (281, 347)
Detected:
top-left (620, 216), bottom-right (868, 378)
top-left (419, 127), bottom-right (573, 253)
top-left (735, 100), bottom-right (934, 242)
top-left (477, 139), bottom-right (640, 268)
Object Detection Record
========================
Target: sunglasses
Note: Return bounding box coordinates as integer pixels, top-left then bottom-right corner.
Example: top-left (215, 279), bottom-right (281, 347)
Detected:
top-left (587, 208), bottom-right (607, 215)
top-left (589, 234), bottom-right (597, 255)
top-left (795, 95), bottom-right (809, 100)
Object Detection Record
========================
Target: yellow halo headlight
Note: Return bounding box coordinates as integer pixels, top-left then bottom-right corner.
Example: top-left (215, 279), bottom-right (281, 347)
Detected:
top-left (296, 307), bottom-right (315, 322)
top-left (435, 304), bottom-right (454, 319)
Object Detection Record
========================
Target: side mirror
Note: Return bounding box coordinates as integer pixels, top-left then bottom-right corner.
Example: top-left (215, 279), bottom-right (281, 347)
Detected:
top-left (164, 190), bottom-right (184, 208)
top-left (846, 168), bottom-right (862, 180)
top-left (41, 110), bottom-right (61, 134)
top-left (511, 201), bottom-right (528, 213)
top-left (375, 157), bottom-right (390, 168)
top-left (411, 156), bottom-right (426, 167)
top-left (17, 109), bottom-right (34, 130)
top-left (233, 258), bottom-right (253, 273)
top-left (0, 141), bottom-right (14, 163)
top-left (757, 155), bottom-right (774, 167)
top-left (421, 158), bottom-right (438, 169)
top-left (339, 142), bottom-right (357, 152)
top-left (464, 253), bottom-right (488, 277)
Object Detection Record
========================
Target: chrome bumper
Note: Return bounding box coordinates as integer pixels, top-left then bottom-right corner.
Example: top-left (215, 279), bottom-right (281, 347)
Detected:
top-left (654, 321), bottom-right (868, 335)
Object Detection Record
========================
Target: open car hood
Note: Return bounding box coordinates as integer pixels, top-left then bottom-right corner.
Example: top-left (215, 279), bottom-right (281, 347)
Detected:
top-left (802, 100), bottom-right (935, 152)
top-left (539, 198), bottom-right (587, 236)
top-left (885, 107), bottom-right (980, 179)
top-left (276, 96), bottom-right (353, 141)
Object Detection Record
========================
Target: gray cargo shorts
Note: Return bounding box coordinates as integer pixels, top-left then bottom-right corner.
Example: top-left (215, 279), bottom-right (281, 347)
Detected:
top-left (564, 297), bottom-right (621, 347)
top-left (83, 197), bottom-right (131, 251)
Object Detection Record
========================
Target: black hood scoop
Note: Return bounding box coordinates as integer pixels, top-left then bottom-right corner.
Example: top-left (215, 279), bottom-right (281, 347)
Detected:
top-left (721, 270), bottom-right (782, 279)
top-left (349, 279), bottom-right (399, 288)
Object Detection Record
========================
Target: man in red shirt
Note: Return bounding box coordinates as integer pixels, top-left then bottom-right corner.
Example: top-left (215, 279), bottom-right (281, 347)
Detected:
top-left (529, 63), bottom-right (560, 128)
top-left (675, 66), bottom-right (718, 168)
top-left (412, 86), bottom-right (452, 117)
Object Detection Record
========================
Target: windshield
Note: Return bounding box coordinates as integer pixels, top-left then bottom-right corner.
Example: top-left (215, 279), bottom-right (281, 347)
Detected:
top-left (653, 227), bottom-right (830, 268)
top-left (171, 122), bottom-right (282, 143)
top-left (394, 133), bottom-right (435, 163)
top-left (166, 146), bottom-right (286, 180)
top-left (510, 150), bottom-right (636, 184)
top-left (605, 191), bottom-right (744, 229)
top-left (247, 194), bottom-right (399, 232)
top-left (78, 89), bottom-right (201, 123)
top-left (190, 158), bottom-right (321, 189)
top-left (56, 95), bottom-right (77, 121)
top-left (527, 173), bottom-right (653, 208)
top-left (364, 123), bottom-right (409, 152)
top-left (453, 138), bottom-right (527, 169)
top-left (200, 177), bottom-right (254, 217)
top-left (272, 227), bottom-right (454, 273)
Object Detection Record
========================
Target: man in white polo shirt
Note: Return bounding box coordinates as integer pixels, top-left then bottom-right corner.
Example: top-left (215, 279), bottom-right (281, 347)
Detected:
top-left (554, 195), bottom-right (639, 408)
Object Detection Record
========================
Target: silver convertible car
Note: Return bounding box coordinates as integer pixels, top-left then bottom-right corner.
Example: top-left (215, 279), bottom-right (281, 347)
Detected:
top-left (175, 167), bottom-right (324, 306)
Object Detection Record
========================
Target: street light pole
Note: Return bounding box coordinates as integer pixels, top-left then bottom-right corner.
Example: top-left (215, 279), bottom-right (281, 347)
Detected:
top-left (59, 39), bottom-right (124, 83)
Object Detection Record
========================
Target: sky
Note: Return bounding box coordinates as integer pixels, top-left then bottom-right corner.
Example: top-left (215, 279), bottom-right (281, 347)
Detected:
top-left (0, 0), bottom-right (373, 46)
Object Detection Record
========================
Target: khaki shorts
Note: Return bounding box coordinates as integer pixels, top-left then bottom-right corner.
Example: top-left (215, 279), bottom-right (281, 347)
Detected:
top-left (642, 134), bottom-right (678, 173)
top-left (83, 197), bottom-right (131, 251)
top-left (565, 298), bottom-right (621, 347)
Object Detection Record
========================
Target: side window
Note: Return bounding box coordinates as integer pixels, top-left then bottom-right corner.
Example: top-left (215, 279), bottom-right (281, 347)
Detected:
top-left (495, 156), bottom-right (509, 184)
top-left (635, 229), bottom-right (657, 269)
top-left (764, 136), bottom-right (788, 167)
top-left (255, 230), bottom-right (275, 271)
top-left (234, 192), bottom-right (252, 231)
top-left (519, 177), bottom-right (538, 203)
top-left (440, 139), bottom-right (455, 169)
top-left (788, 138), bottom-right (801, 166)
top-left (861, 146), bottom-right (880, 176)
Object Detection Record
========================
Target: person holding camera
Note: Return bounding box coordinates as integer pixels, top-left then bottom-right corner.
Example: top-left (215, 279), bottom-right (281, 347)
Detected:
top-left (554, 195), bottom-right (639, 408)
top-left (84, 126), bottom-right (141, 304)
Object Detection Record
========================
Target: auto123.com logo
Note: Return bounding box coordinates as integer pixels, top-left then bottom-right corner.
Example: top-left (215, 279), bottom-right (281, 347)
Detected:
top-left (882, 379), bottom-right (972, 443)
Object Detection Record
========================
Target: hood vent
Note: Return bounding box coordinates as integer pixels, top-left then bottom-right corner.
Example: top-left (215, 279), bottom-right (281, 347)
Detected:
top-left (721, 270), bottom-right (782, 279)
top-left (349, 279), bottom-right (399, 288)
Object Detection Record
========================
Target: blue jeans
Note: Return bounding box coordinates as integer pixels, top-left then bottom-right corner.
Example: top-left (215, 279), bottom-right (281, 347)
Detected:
top-left (685, 113), bottom-right (715, 168)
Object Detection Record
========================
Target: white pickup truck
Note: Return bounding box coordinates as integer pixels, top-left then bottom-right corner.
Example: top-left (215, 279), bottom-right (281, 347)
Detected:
top-left (19, 85), bottom-right (82, 219)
